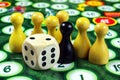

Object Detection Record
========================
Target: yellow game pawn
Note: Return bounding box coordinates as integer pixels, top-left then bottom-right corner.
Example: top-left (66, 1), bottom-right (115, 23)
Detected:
top-left (45, 16), bottom-right (59, 40)
top-left (89, 22), bottom-right (109, 65)
top-left (31, 12), bottom-right (44, 34)
top-left (56, 10), bottom-right (69, 43)
top-left (73, 17), bottom-right (91, 59)
top-left (9, 12), bottom-right (26, 53)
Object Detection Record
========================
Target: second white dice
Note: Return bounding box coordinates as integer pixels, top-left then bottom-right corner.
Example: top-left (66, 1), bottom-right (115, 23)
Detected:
top-left (22, 34), bottom-right (60, 70)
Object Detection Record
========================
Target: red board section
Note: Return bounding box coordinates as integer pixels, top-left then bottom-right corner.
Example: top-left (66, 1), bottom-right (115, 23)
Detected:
top-left (93, 17), bottom-right (117, 26)
top-left (0, 2), bottom-right (11, 8)
top-left (104, 12), bottom-right (120, 18)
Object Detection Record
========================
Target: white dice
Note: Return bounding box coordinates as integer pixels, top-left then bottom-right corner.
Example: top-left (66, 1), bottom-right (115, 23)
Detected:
top-left (22, 34), bottom-right (60, 70)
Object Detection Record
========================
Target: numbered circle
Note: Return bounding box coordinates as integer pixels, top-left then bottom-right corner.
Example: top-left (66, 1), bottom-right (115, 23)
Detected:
top-left (65, 9), bottom-right (80, 16)
top-left (81, 11), bottom-right (101, 18)
top-left (33, 2), bottom-right (50, 8)
top-left (105, 60), bottom-right (120, 75)
top-left (98, 5), bottom-right (116, 12)
top-left (69, 0), bottom-right (85, 4)
top-left (51, 62), bottom-right (75, 72)
top-left (1, 15), bottom-right (11, 23)
top-left (6, 76), bottom-right (32, 80)
top-left (15, 1), bottom-right (32, 6)
top-left (105, 29), bottom-right (118, 39)
top-left (23, 12), bottom-right (34, 19)
top-left (25, 28), bottom-right (47, 36)
top-left (0, 8), bottom-right (7, 14)
top-left (0, 50), bottom-right (8, 62)
top-left (113, 3), bottom-right (120, 9)
top-left (0, 61), bottom-right (23, 77)
top-left (117, 18), bottom-right (120, 24)
top-left (109, 49), bottom-right (116, 60)
top-left (51, 4), bottom-right (69, 10)
top-left (66, 69), bottom-right (97, 80)
top-left (2, 25), bottom-right (25, 35)
top-left (3, 43), bottom-right (12, 53)
top-left (87, 23), bottom-right (95, 32)
top-left (111, 38), bottom-right (120, 48)
top-left (105, 0), bottom-right (120, 2)
top-left (51, 0), bottom-right (67, 3)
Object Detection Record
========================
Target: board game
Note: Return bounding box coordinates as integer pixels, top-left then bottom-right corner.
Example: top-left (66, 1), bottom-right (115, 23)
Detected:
top-left (0, 0), bottom-right (120, 80)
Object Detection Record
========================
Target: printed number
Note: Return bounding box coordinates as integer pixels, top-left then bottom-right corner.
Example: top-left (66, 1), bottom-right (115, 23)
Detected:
top-left (87, 12), bottom-right (95, 16)
top-left (113, 64), bottom-right (120, 72)
top-left (58, 64), bottom-right (65, 68)
top-left (80, 74), bottom-right (84, 80)
top-left (3, 65), bottom-right (11, 73)
top-left (9, 28), bottom-right (12, 32)
top-left (107, 32), bottom-right (112, 36)
top-left (117, 41), bottom-right (120, 43)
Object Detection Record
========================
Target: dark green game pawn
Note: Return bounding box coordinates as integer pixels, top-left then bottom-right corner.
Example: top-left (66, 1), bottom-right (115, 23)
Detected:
top-left (58, 22), bottom-right (75, 64)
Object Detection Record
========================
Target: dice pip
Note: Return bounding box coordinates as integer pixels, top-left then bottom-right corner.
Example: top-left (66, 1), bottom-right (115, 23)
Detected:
top-left (22, 34), bottom-right (60, 70)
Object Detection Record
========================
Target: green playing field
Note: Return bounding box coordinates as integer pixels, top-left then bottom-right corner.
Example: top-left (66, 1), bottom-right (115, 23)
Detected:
top-left (0, 0), bottom-right (120, 80)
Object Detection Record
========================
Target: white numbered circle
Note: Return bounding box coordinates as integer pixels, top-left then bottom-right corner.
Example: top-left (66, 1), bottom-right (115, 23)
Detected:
top-left (51, 0), bottom-right (67, 3)
top-left (1, 15), bottom-right (11, 23)
top-left (105, 29), bottom-right (118, 39)
top-left (66, 69), bottom-right (97, 80)
top-left (98, 5), bottom-right (116, 12)
top-left (111, 38), bottom-right (120, 48)
top-left (51, 4), bottom-right (69, 10)
top-left (33, 2), bottom-right (50, 8)
top-left (65, 9), bottom-right (80, 16)
top-left (2, 25), bottom-right (25, 35)
top-left (105, 60), bottom-right (120, 75)
top-left (51, 62), bottom-right (74, 72)
top-left (15, 1), bottom-right (32, 6)
top-left (23, 12), bottom-right (34, 19)
top-left (81, 11), bottom-right (101, 18)
top-left (113, 3), bottom-right (120, 9)
top-left (25, 28), bottom-right (47, 36)
top-left (0, 8), bottom-right (7, 14)
top-left (6, 76), bottom-right (32, 80)
top-left (117, 18), bottom-right (120, 24)
top-left (109, 49), bottom-right (116, 60)
top-left (0, 50), bottom-right (7, 62)
top-left (105, 0), bottom-right (120, 2)
top-left (0, 61), bottom-right (23, 77)
top-left (3, 43), bottom-right (12, 53)
top-left (87, 23), bottom-right (95, 32)
top-left (69, 0), bottom-right (85, 4)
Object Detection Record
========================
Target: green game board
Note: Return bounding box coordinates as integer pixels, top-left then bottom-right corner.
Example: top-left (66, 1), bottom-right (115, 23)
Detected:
top-left (0, 0), bottom-right (120, 80)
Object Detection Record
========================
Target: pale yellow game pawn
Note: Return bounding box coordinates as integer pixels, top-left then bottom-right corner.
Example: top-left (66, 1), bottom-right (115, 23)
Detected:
top-left (89, 22), bottom-right (109, 65)
top-left (56, 10), bottom-right (69, 43)
top-left (73, 17), bottom-right (91, 59)
top-left (31, 12), bottom-right (44, 34)
top-left (9, 12), bottom-right (26, 53)
top-left (45, 16), bottom-right (59, 40)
